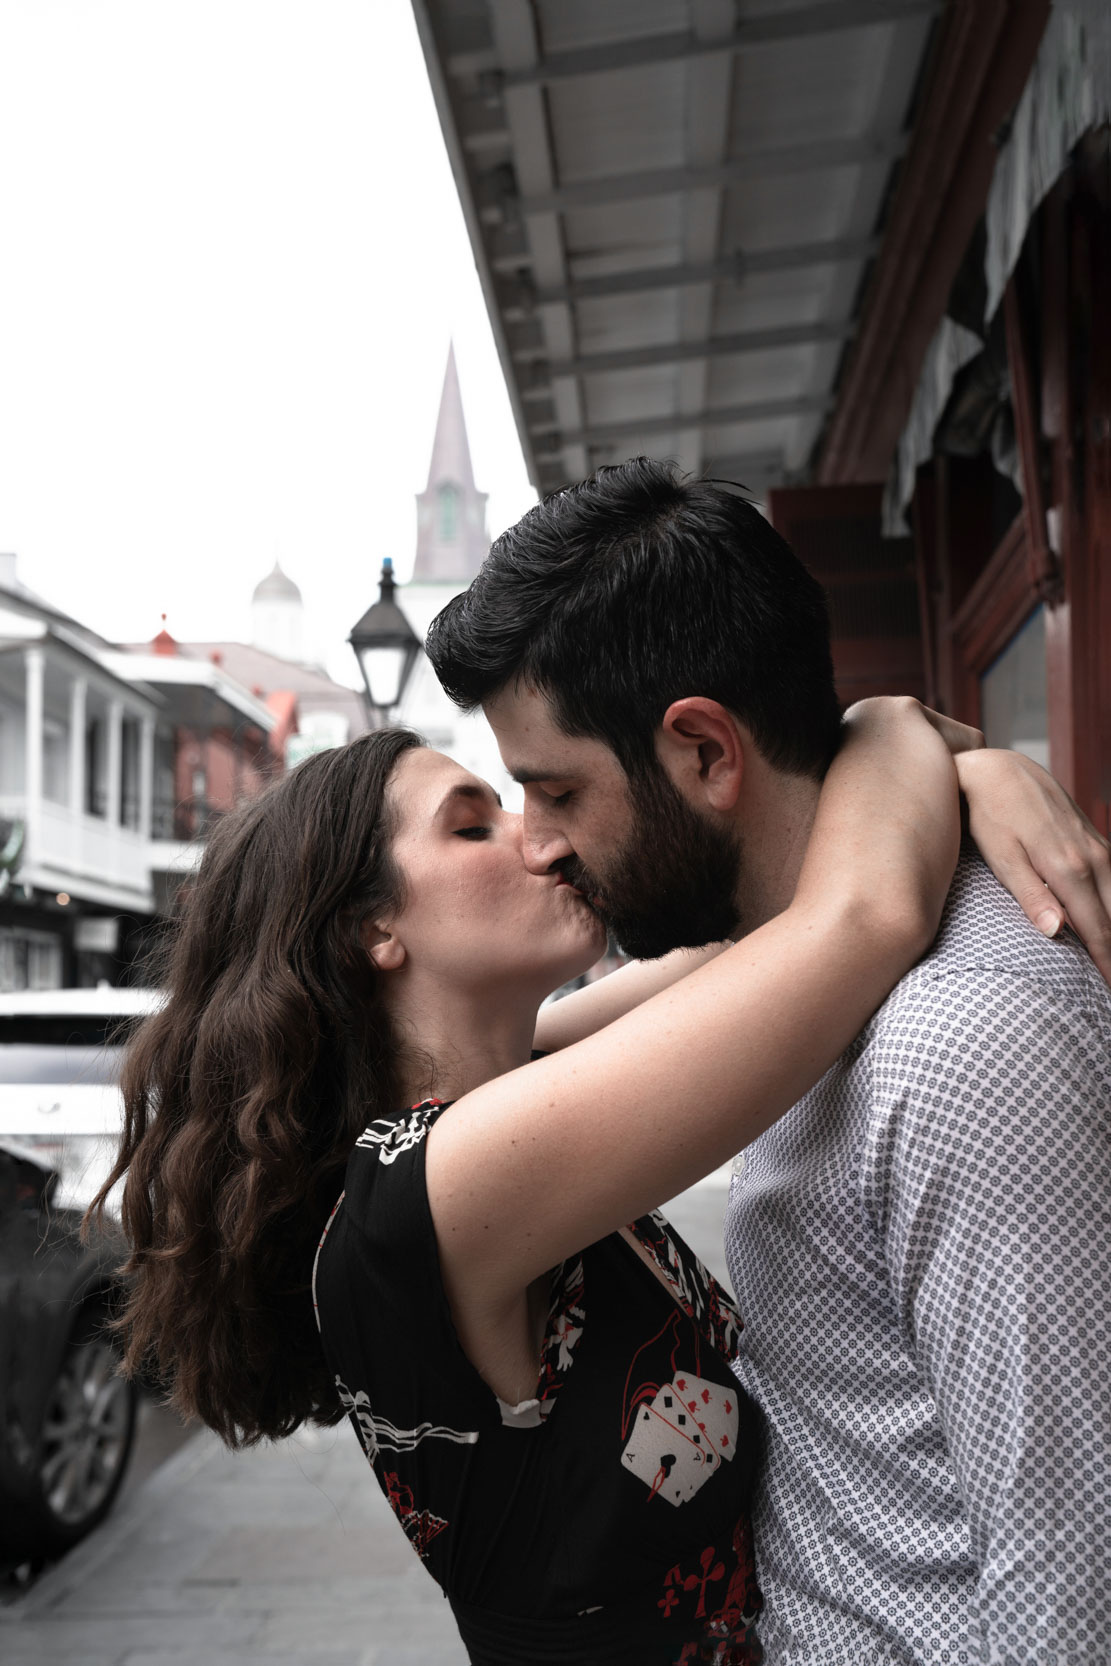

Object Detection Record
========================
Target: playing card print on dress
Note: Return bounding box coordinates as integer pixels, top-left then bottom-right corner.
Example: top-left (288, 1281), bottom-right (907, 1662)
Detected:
top-left (622, 1372), bottom-right (738, 1506)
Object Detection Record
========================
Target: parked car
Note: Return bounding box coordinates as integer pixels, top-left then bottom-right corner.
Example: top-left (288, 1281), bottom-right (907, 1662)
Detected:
top-left (0, 987), bottom-right (162, 1563)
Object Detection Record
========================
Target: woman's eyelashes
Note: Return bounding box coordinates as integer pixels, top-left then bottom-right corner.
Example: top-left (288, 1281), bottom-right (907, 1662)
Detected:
top-left (453, 824), bottom-right (491, 841)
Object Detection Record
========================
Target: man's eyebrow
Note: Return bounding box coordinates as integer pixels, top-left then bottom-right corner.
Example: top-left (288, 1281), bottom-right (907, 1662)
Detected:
top-left (434, 782), bottom-right (502, 816)
top-left (509, 768), bottom-right (562, 786)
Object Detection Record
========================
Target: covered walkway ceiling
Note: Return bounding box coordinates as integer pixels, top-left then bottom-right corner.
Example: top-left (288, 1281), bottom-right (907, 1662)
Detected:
top-left (413, 0), bottom-right (942, 499)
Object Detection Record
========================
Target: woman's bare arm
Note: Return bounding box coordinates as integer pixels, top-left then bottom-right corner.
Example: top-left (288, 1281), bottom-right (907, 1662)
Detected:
top-left (533, 944), bottom-right (729, 1053)
top-left (427, 697), bottom-right (959, 1310)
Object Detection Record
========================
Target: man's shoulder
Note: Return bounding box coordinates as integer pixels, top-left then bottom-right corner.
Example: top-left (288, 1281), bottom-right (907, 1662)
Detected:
top-left (883, 845), bottom-right (1104, 1013)
top-left (851, 848), bottom-right (1111, 1099)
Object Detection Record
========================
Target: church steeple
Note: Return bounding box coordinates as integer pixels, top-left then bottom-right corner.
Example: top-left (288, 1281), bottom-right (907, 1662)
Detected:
top-left (413, 343), bottom-right (489, 583)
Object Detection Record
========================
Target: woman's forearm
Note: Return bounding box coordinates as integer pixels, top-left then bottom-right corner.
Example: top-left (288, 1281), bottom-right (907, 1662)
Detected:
top-left (533, 943), bottom-right (729, 1053)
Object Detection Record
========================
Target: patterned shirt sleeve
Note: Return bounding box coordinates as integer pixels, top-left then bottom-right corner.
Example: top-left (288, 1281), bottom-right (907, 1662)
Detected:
top-left (860, 966), bottom-right (1111, 1665)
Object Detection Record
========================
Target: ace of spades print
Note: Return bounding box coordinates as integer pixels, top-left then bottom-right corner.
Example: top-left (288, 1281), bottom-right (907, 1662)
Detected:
top-left (619, 1310), bottom-right (739, 1507)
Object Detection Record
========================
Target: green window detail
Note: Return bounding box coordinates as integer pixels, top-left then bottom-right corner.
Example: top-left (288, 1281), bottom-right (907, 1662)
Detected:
top-left (439, 483), bottom-right (459, 542)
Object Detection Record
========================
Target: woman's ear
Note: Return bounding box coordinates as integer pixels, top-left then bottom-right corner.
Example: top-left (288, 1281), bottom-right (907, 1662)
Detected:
top-left (360, 918), bottom-right (406, 972)
top-left (657, 697), bottom-right (745, 812)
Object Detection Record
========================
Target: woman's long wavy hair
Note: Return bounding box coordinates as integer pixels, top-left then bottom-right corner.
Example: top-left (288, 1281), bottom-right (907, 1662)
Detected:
top-left (87, 727), bottom-right (424, 1448)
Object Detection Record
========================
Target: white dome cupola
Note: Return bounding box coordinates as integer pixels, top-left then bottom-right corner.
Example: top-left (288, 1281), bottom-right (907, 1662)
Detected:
top-left (251, 560), bottom-right (306, 664)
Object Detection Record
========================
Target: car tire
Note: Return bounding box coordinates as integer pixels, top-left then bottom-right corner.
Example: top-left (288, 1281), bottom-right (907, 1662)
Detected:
top-left (18, 1303), bottom-right (138, 1559)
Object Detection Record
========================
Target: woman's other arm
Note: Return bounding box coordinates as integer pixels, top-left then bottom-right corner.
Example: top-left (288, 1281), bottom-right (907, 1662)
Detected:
top-left (533, 943), bottom-right (729, 1053)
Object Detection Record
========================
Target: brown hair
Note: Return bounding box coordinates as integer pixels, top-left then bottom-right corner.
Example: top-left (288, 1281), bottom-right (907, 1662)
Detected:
top-left (88, 727), bottom-right (424, 1447)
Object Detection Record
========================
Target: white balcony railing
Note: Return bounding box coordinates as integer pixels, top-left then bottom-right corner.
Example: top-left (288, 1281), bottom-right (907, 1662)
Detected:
top-left (0, 795), bottom-right (154, 907)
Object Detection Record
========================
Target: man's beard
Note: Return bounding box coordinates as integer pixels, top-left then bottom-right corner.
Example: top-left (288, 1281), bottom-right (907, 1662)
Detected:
top-left (561, 769), bottom-right (743, 960)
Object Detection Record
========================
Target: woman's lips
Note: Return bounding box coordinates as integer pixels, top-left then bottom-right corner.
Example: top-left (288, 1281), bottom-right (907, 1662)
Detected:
top-left (556, 877), bottom-right (604, 914)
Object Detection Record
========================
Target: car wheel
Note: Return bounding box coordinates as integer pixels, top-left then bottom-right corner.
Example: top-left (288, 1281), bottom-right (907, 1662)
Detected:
top-left (25, 1304), bottom-right (138, 1558)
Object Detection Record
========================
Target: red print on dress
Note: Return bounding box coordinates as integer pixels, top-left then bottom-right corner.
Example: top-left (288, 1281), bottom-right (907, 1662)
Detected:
top-left (382, 1470), bottom-right (448, 1561)
top-left (659, 1520), bottom-right (763, 1665)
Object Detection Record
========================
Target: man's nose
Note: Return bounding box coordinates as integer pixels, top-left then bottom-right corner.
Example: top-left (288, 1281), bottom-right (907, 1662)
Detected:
top-left (520, 808), bottom-right (573, 876)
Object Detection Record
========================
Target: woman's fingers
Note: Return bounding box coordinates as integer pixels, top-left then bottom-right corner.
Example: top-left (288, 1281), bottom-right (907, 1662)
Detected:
top-left (957, 749), bottom-right (1111, 985)
top-left (1027, 833), bottom-right (1111, 984)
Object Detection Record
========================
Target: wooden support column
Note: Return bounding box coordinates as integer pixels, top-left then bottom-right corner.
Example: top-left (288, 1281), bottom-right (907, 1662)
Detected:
top-left (68, 677), bottom-right (87, 815)
top-left (24, 647), bottom-right (44, 864)
top-left (1075, 156), bottom-right (1111, 833)
top-left (106, 700), bottom-right (124, 828)
top-left (138, 717), bottom-right (155, 842)
top-left (1003, 273), bottom-right (1059, 605)
top-left (1040, 177), bottom-right (1078, 794)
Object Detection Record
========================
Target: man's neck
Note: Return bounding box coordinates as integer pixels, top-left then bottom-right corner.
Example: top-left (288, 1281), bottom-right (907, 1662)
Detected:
top-left (731, 759), bottom-right (822, 935)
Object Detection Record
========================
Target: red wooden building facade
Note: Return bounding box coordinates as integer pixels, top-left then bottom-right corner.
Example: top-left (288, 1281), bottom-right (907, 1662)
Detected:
top-left (769, 2), bottom-right (1109, 833)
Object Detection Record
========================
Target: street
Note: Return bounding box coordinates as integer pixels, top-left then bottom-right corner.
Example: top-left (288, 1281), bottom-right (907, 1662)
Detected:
top-left (0, 1175), bottom-right (733, 1666)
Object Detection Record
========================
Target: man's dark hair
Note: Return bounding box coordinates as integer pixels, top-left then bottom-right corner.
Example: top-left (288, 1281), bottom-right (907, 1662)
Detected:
top-left (427, 457), bottom-right (842, 782)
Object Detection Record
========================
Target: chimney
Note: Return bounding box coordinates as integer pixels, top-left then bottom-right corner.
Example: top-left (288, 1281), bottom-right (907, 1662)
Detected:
top-left (152, 613), bottom-right (178, 657)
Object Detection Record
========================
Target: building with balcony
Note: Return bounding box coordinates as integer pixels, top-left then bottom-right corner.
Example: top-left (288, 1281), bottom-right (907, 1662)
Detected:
top-left (0, 558), bottom-right (164, 988)
top-left (0, 559), bottom-right (285, 990)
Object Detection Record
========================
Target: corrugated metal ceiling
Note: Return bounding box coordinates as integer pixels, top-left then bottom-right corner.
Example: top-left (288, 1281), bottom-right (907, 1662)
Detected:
top-left (412, 0), bottom-right (942, 499)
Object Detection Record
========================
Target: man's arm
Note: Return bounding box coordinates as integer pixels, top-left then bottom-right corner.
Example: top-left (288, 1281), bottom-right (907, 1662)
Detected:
top-left (865, 969), bottom-right (1111, 1664)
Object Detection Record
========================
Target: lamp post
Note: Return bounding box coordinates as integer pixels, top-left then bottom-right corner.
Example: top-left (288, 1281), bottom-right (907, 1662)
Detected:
top-left (347, 558), bottom-right (422, 723)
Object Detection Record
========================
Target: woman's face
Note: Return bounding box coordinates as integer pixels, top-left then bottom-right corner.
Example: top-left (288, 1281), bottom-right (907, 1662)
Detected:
top-left (378, 748), bottom-right (607, 998)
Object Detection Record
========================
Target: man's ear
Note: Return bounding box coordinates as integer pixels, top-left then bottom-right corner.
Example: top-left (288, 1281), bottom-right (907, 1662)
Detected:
top-left (657, 697), bottom-right (745, 812)
top-left (360, 917), bottom-right (406, 973)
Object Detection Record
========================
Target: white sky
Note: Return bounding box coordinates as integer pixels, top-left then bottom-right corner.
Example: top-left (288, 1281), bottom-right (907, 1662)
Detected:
top-left (0, 1), bottom-right (536, 684)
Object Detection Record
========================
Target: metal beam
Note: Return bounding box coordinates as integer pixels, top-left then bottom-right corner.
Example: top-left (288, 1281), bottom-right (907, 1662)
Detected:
top-left (531, 321), bottom-right (854, 379)
top-left (507, 238), bottom-right (881, 311)
top-left (513, 134), bottom-right (906, 216)
top-left (531, 395), bottom-right (831, 454)
top-left (472, 1), bottom-right (941, 89)
top-left (533, 449), bottom-right (787, 488)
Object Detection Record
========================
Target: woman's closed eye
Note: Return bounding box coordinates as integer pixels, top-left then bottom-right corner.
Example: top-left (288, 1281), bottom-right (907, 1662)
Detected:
top-left (454, 825), bottom-right (491, 841)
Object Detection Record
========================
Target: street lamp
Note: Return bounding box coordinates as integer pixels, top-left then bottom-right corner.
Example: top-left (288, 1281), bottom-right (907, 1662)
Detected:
top-left (347, 558), bottom-right (422, 721)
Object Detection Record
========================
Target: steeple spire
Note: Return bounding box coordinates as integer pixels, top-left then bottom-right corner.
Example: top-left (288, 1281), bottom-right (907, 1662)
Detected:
top-left (413, 343), bottom-right (489, 583)
top-left (425, 342), bottom-right (475, 492)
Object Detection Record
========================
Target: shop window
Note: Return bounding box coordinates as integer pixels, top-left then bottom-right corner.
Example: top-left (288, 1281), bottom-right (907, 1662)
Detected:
top-left (0, 928), bottom-right (63, 992)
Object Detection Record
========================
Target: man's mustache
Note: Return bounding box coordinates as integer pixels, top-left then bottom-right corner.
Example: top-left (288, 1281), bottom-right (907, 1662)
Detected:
top-left (557, 857), bottom-right (605, 910)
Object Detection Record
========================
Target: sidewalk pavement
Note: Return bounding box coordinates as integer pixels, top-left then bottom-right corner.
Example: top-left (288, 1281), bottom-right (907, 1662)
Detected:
top-left (1, 1177), bottom-right (732, 1666)
top-left (3, 1420), bottom-right (469, 1666)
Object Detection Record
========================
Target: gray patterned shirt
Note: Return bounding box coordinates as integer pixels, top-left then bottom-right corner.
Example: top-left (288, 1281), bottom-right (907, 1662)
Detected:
top-left (725, 847), bottom-right (1111, 1665)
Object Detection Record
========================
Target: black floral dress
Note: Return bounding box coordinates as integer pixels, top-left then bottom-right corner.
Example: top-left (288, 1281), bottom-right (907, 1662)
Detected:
top-left (312, 1100), bottom-right (763, 1666)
